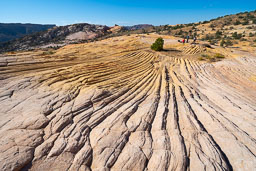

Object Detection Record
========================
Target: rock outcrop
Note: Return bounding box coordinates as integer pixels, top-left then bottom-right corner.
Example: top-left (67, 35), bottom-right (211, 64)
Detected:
top-left (0, 23), bottom-right (110, 53)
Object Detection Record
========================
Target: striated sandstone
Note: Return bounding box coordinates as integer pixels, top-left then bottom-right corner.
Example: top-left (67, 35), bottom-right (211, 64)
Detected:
top-left (0, 35), bottom-right (256, 171)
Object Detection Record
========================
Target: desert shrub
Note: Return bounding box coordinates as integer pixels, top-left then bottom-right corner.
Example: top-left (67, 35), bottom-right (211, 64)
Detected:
top-left (201, 54), bottom-right (210, 58)
top-left (241, 38), bottom-right (247, 41)
top-left (198, 56), bottom-right (204, 61)
top-left (210, 24), bottom-right (215, 28)
top-left (202, 21), bottom-right (210, 24)
top-left (205, 34), bottom-right (214, 40)
top-left (234, 20), bottom-right (241, 25)
top-left (209, 58), bottom-right (216, 62)
top-left (232, 32), bottom-right (242, 39)
top-left (249, 32), bottom-right (254, 37)
top-left (178, 29), bottom-right (184, 35)
top-left (209, 39), bottom-right (218, 45)
top-left (214, 53), bottom-right (225, 58)
top-left (172, 24), bottom-right (184, 30)
top-left (253, 19), bottom-right (256, 24)
top-left (254, 39), bottom-right (256, 42)
top-left (220, 39), bottom-right (225, 47)
top-left (151, 37), bottom-right (164, 51)
top-left (186, 23), bottom-right (193, 26)
top-left (220, 39), bottom-right (232, 47)
top-left (246, 13), bottom-right (255, 19)
top-left (225, 40), bottom-right (233, 46)
top-left (242, 20), bottom-right (249, 25)
top-left (233, 41), bottom-right (238, 44)
top-left (42, 50), bottom-right (55, 55)
top-left (229, 26), bottom-right (234, 30)
top-left (215, 30), bottom-right (222, 39)
top-left (199, 54), bottom-right (217, 62)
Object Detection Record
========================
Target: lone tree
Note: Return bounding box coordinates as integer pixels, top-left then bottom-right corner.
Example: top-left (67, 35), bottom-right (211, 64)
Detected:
top-left (151, 37), bottom-right (164, 51)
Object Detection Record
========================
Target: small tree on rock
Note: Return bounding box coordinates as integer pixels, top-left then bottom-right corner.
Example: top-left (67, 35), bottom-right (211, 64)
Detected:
top-left (151, 37), bottom-right (164, 51)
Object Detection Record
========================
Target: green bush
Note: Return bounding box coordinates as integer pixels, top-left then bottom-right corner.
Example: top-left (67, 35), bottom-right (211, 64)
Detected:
top-left (198, 56), bottom-right (204, 61)
top-left (205, 34), bottom-right (214, 40)
top-left (234, 20), bottom-right (241, 25)
top-left (209, 39), bottom-right (217, 45)
top-left (220, 39), bottom-right (225, 47)
top-left (242, 20), bottom-right (249, 25)
top-left (151, 37), bottom-right (164, 51)
top-left (201, 54), bottom-right (210, 58)
top-left (225, 40), bottom-right (233, 46)
top-left (42, 50), bottom-right (55, 55)
top-left (232, 32), bottom-right (242, 39)
top-left (214, 53), bottom-right (225, 58)
top-left (215, 30), bottom-right (222, 39)
top-left (249, 33), bottom-right (254, 37)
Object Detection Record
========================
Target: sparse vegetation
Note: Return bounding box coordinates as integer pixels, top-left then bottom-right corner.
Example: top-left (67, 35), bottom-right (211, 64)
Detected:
top-left (242, 20), bottom-right (249, 25)
top-left (220, 39), bottom-right (225, 47)
top-left (220, 39), bottom-right (233, 47)
top-left (225, 39), bottom-right (233, 46)
top-left (42, 50), bottom-right (55, 55)
top-left (201, 54), bottom-right (210, 58)
top-left (215, 30), bottom-right (222, 39)
top-left (199, 53), bottom-right (225, 62)
top-left (209, 39), bottom-right (218, 45)
top-left (214, 53), bottom-right (225, 58)
top-left (198, 56), bottom-right (204, 61)
top-left (151, 37), bottom-right (164, 51)
top-left (234, 20), bottom-right (241, 25)
top-left (232, 32), bottom-right (242, 39)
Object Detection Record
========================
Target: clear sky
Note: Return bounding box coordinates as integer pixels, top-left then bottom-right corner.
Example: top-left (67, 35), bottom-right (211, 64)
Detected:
top-left (0, 0), bottom-right (255, 26)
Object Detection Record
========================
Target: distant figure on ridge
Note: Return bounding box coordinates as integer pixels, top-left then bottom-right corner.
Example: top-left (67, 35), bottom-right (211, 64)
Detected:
top-left (182, 38), bottom-right (185, 44)
top-left (186, 35), bottom-right (189, 43)
top-left (193, 36), bottom-right (197, 44)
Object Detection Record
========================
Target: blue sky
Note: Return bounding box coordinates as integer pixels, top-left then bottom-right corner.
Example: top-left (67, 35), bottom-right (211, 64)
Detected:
top-left (0, 0), bottom-right (255, 26)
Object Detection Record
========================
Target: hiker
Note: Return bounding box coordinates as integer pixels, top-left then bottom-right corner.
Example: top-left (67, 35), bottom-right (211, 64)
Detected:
top-left (193, 36), bottom-right (197, 44)
top-left (182, 38), bottom-right (185, 44)
top-left (186, 35), bottom-right (189, 43)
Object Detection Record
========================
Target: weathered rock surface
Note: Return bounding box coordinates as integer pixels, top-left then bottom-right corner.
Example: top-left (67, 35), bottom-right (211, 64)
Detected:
top-left (0, 35), bottom-right (256, 171)
top-left (0, 23), bottom-right (110, 53)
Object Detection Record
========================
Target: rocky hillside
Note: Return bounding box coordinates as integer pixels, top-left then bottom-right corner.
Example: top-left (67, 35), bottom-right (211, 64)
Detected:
top-left (0, 23), bottom-right (111, 53)
top-left (1, 10), bottom-right (256, 53)
top-left (0, 23), bottom-right (55, 43)
top-left (155, 10), bottom-right (256, 47)
top-left (124, 24), bottom-right (154, 30)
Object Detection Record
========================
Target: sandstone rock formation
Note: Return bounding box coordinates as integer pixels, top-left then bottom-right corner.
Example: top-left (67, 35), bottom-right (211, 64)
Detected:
top-left (0, 23), bottom-right (110, 53)
top-left (0, 35), bottom-right (255, 170)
